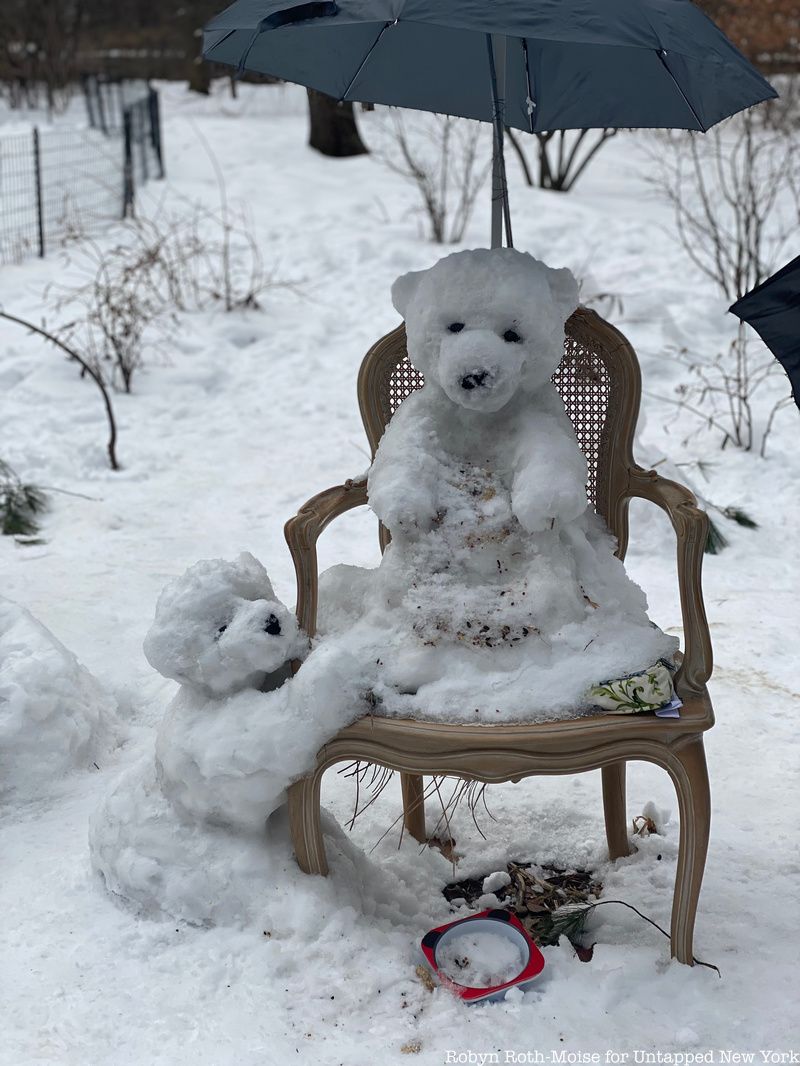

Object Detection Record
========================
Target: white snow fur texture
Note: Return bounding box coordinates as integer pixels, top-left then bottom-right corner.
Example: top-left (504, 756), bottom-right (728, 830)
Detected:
top-left (0, 596), bottom-right (117, 802)
top-left (319, 248), bottom-right (677, 720)
top-left (91, 554), bottom-right (370, 918)
top-left (143, 552), bottom-right (305, 697)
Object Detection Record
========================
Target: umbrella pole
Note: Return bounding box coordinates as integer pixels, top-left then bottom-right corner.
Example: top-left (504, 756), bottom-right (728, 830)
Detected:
top-left (488, 34), bottom-right (513, 249)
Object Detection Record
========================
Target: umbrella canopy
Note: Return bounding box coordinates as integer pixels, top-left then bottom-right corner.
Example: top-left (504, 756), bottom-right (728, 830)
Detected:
top-left (203, 0), bottom-right (777, 245)
top-left (730, 257), bottom-right (800, 410)
top-left (204, 0), bottom-right (775, 132)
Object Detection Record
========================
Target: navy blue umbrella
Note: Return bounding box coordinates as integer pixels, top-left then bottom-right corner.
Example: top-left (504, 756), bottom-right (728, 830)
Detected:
top-left (203, 0), bottom-right (777, 246)
top-left (730, 257), bottom-right (800, 409)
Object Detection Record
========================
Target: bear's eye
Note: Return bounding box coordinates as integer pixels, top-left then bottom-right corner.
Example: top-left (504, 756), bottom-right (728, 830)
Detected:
top-left (216, 624), bottom-right (227, 639)
top-left (503, 329), bottom-right (522, 343)
top-left (448, 322), bottom-right (465, 333)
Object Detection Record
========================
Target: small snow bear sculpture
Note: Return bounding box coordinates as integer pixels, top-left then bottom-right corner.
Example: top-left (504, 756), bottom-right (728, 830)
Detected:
top-left (144, 552), bottom-right (304, 697)
top-left (360, 248), bottom-right (677, 717)
top-left (143, 553), bottom-right (308, 830)
top-left (90, 555), bottom-right (366, 922)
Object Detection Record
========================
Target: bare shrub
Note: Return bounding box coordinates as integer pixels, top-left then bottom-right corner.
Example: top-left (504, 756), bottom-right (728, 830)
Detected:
top-left (652, 327), bottom-right (794, 457)
top-left (648, 110), bottom-right (799, 454)
top-left (375, 112), bottom-right (490, 243)
top-left (650, 113), bottom-right (799, 302)
top-left (50, 201), bottom-right (269, 394)
top-left (506, 127), bottom-right (618, 193)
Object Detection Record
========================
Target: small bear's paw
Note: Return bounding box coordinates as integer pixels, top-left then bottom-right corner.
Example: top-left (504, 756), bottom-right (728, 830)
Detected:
top-left (511, 480), bottom-right (587, 533)
top-left (369, 489), bottom-right (440, 537)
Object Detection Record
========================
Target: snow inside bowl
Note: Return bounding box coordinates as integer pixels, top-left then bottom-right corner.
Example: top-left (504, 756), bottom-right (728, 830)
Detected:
top-left (420, 909), bottom-right (545, 1004)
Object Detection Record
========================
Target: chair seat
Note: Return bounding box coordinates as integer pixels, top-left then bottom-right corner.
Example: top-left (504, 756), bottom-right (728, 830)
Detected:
top-left (310, 688), bottom-right (714, 782)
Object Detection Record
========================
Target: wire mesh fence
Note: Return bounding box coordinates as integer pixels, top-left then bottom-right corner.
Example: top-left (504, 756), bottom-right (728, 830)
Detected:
top-left (82, 74), bottom-right (152, 135)
top-left (0, 82), bottom-right (163, 265)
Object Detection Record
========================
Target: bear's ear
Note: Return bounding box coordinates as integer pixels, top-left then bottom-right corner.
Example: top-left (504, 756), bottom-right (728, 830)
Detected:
top-left (546, 266), bottom-right (580, 324)
top-left (391, 268), bottom-right (426, 319)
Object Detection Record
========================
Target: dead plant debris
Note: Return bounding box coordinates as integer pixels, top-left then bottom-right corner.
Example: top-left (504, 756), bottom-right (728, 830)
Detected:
top-left (443, 862), bottom-right (603, 959)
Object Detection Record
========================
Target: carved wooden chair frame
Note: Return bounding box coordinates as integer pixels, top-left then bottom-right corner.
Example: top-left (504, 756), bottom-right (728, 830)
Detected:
top-left (284, 308), bottom-right (714, 965)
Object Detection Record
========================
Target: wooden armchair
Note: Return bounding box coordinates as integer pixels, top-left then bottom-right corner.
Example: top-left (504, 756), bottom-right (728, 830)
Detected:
top-left (284, 308), bottom-right (714, 964)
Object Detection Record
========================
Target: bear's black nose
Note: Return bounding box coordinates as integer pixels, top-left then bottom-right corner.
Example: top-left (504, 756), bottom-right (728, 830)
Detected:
top-left (461, 371), bottom-right (489, 391)
top-left (264, 614), bottom-right (282, 636)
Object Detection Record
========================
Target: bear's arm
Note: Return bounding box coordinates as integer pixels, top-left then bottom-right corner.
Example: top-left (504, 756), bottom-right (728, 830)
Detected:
top-left (510, 410), bottom-right (588, 533)
top-left (367, 392), bottom-right (446, 534)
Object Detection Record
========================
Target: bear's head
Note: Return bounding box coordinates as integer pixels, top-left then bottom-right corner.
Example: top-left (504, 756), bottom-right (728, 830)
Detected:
top-left (143, 552), bottom-right (306, 697)
top-left (392, 248), bottom-right (579, 413)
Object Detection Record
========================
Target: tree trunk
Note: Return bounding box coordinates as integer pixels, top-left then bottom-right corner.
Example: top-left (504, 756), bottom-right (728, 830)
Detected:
top-left (307, 89), bottom-right (368, 157)
top-left (188, 56), bottom-right (211, 94)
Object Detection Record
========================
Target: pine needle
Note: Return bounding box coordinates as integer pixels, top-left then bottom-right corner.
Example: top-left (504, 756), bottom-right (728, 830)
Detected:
top-left (704, 516), bottom-right (728, 554)
top-left (721, 506), bottom-right (758, 529)
top-left (0, 460), bottom-right (48, 538)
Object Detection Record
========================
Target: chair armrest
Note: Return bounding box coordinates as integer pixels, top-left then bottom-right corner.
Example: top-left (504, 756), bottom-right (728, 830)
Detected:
top-left (626, 467), bottom-right (713, 697)
top-left (284, 476), bottom-right (369, 637)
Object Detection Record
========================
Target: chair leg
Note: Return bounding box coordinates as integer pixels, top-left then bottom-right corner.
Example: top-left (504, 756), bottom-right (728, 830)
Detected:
top-left (401, 773), bottom-right (426, 843)
top-left (288, 771), bottom-right (328, 876)
top-left (667, 737), bottom-right (711, 964)
top-left (602, 762), bottom-right (631, 860)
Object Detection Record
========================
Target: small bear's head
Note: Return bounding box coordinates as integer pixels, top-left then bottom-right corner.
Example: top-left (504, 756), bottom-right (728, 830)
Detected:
top-left (143, 552), bottom-right (306, 697)
top-left (392, 248), bottom-right (579, 413)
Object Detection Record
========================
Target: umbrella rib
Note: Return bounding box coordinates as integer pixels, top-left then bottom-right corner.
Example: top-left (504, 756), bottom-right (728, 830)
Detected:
top-left (655, 49), bottom-right (707, 132)
top-left (339, 20), bottom-right (394, 102)
top-left (203, 28), bottom-right (236, 61)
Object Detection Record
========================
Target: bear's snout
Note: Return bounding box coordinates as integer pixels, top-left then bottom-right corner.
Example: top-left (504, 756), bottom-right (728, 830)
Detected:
top-left (460, 370), bottom-right (490, 391)
top-left (264, 613), bottom-right (282, 636)
top-left (437, 328), bottom-right (525, 412)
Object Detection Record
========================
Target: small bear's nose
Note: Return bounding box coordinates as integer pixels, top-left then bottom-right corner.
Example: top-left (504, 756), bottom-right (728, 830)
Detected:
top-left (264, 614), bottom-right (282, 636)
top-left (460, 370), bottom-right (489, 391)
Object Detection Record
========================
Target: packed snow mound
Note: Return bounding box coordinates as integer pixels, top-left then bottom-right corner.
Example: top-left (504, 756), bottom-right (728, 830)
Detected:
top-left (143, 552), bottom-right (307, 696)
top-left (91, 755), bottom-right (435, 927)
top-left (0, 596), bottom-right (117, 802)
top-left (90, 754), bottom-right (283, 924)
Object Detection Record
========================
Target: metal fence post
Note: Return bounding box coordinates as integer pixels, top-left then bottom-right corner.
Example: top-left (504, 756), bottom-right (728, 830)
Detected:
top-left (97, 78), bottom-right (108, 135)
top-left (82, 74), bottom-right (96, 129)
top-left (138, 104), bottom-right (149, 183)
top-left (148, 86), bottom-right (165, 179)
top-left (32, 127), bottom-right (45, 258)
top-left (122, 109), bottom-right (135, 218)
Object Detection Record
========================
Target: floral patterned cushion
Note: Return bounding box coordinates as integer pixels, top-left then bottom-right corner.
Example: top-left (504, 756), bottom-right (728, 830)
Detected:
top-left (588, 660), bottom-right (675, 715)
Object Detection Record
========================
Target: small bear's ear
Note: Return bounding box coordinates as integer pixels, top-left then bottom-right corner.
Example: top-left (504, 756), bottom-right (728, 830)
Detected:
top-left (391, 268), bottom-right (425, 319)
top-left (547, 266), bottom-right (580, 323)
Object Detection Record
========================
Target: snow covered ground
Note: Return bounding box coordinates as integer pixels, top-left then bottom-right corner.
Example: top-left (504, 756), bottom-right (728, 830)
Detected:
top-left (1, 82), bottom-right (798, 1065)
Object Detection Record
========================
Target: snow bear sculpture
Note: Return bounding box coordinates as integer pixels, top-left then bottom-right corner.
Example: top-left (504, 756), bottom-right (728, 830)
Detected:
top-left (90, 553), bottom-right (366, 922)
top-left (324, 248), bottom-right (678, 720)
top-left (142, 553), bottom-right (308, 831)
